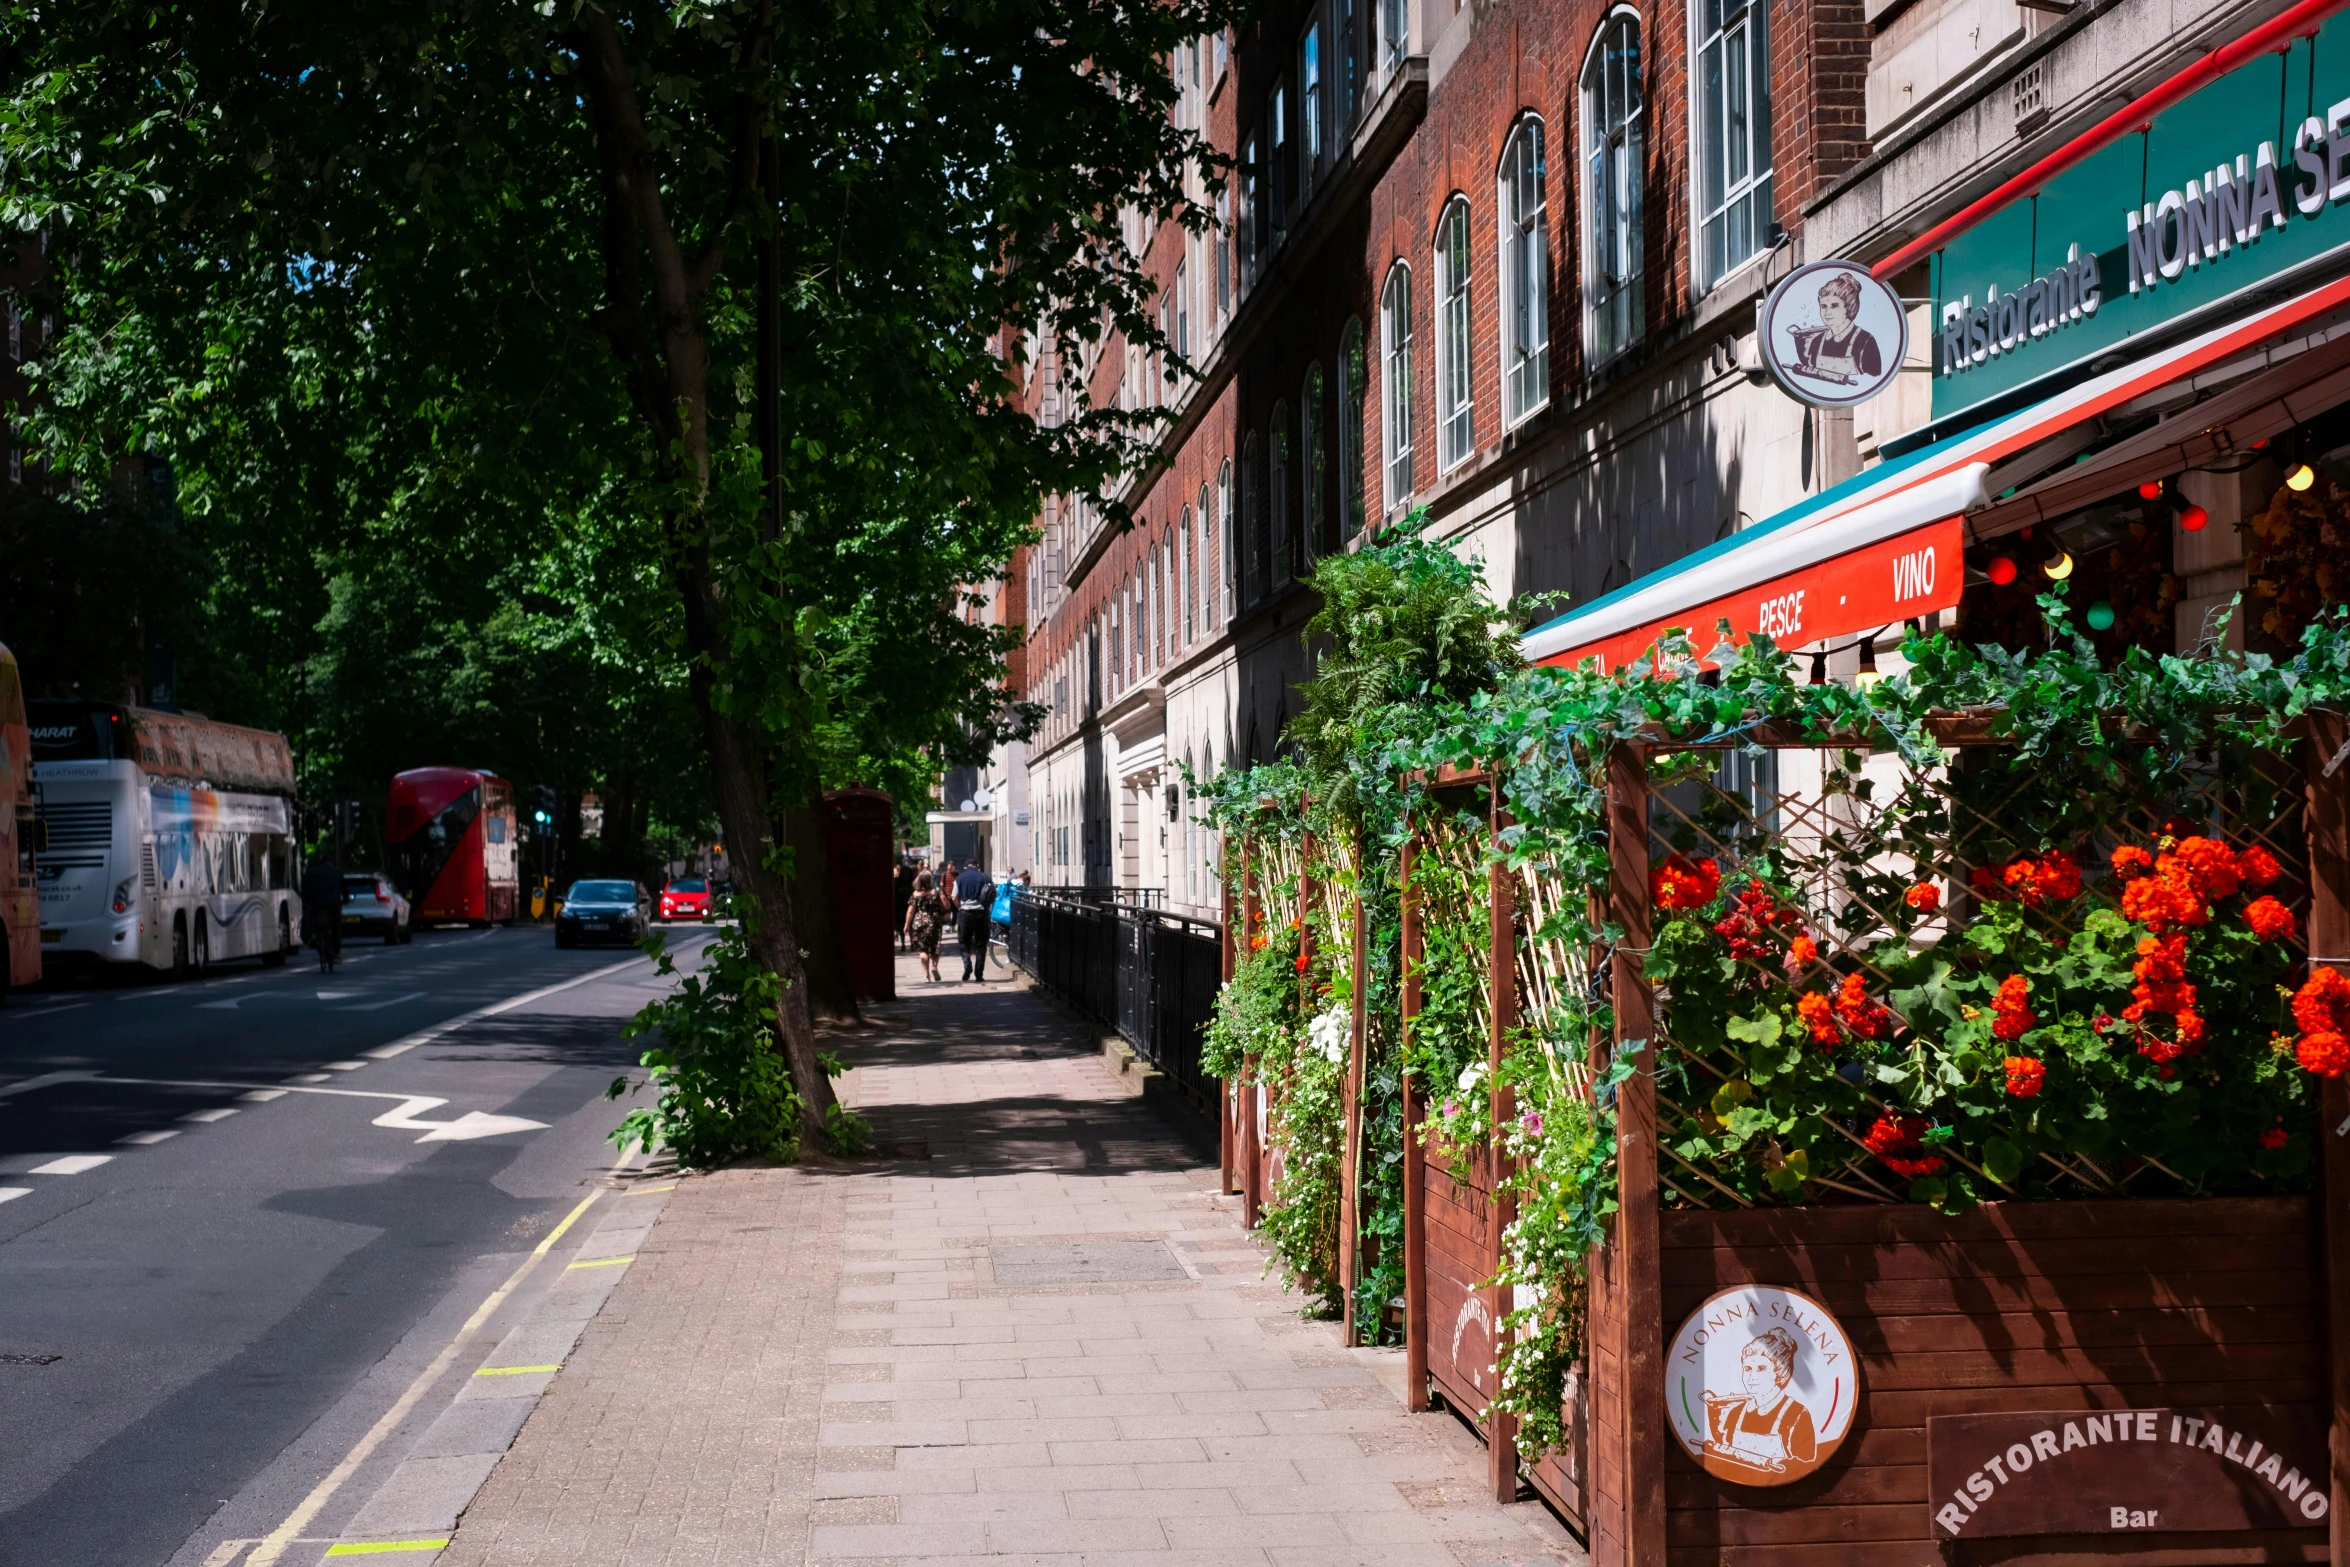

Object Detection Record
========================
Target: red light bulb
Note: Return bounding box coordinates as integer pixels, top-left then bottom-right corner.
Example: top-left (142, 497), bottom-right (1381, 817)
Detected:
top-left (2180, 504), bottom-right (2209, 532)
top-left (2138, 480), bottom-right (2163, 500)
top-left (1987, 555), bottom-right (2019, 585)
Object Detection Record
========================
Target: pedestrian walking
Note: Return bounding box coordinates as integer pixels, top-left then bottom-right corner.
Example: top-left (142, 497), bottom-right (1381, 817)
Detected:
top-left (904, 870), bottom-right (944, 982)
top-left (954, 859), bottom-right (992, 981)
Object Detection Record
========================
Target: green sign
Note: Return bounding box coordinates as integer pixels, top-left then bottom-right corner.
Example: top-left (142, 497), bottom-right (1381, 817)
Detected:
top-left (1930, 13), bottom-right (2350, 422)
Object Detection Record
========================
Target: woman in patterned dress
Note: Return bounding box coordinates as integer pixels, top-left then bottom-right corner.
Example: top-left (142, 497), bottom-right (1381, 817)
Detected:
top-left (903, 871), bottom-right (944, 982)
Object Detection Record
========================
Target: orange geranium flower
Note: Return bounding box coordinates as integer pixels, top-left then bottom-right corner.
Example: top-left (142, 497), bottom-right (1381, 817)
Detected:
top-left (1652, 855), bottom-right (1722, 912)
top-left (1795, 990), bottom-right (1839, 1046)
top-left (1903, 882), bottom-right (1941, 914)
top-left (2243, 896), bottom-right (2297, 942)
top-left (1990, 974), bottom-right (2034, 1041)
top-left (2002, 1056), bottom-right (2046, 1097)
top-left (2238, 845), bottom-right (2283, 887)
top-left (1835, 971), bottom-right (1892, 1040)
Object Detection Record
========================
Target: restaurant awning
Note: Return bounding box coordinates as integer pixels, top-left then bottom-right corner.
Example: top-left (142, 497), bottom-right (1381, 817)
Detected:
top-left (1521, 269), bottom-right (2350, 671)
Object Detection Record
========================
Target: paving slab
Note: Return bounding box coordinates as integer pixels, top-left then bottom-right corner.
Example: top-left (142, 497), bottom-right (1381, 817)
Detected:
top-left (432, 954), bottom-right (1589, 1567)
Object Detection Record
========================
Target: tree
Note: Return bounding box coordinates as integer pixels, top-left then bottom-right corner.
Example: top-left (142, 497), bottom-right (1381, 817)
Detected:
top-left (2, 0), bottom-right (1237, 1142)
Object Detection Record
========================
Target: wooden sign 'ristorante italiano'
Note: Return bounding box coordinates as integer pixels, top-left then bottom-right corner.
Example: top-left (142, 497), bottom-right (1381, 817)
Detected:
top-left (1665, 1285), bottom-right (1859, 1485)
top-left (1927, 1406), bottom-right (2332, 1539)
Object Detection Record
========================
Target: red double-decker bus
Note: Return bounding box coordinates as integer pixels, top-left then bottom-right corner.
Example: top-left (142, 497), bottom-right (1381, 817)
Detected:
top-left (386, 767), bottom-right (519, 926)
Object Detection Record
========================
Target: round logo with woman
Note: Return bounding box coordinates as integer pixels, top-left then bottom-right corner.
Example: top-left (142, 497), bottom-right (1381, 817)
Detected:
top-left (1665, 1284), bottom-right (1859, 1484)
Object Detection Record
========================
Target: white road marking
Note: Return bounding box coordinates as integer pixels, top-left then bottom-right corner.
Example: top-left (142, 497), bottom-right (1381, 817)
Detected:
top-left (29, 1155), bottom-right (111, 1175)
top-left (117, 1130), bottom-right (179, 1146)
top-left (325, 1061), bottom-right (368, 1071)
top-left (316, 990), bottom-right (359, 1000)
top-left (13, 1001), bottom-right (87, 1015)
top-left (0, 1070), bottom-right (100, 1098)
top-left (181, 1108), bottom-right (239, 1123)
top-left (356, 952), bottom-right (653, 1061)
top-left (370, 1096), bottom-right (548, 1143)
top-left (285, 1074), bottom-right (330, 1084)
top-left (342, 991), bottom-right (426, 1012)
top-left (0, 1188), bottom-right (30, 1204)
top-left (239, 1089), bottom-right (287, 1102)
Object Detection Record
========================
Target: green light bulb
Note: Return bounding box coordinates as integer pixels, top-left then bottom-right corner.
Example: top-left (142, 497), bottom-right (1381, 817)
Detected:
top-left (2086, 601), bottom-right (2116, 631)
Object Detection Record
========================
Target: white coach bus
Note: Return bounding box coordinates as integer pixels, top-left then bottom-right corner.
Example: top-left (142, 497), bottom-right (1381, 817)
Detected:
top-left (28, 701), bottom-right (302, 973)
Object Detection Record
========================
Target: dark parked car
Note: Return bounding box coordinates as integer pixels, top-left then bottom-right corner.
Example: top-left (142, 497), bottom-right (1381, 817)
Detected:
top-left (555, 879), bottom-right (650, 948)
top-left (342, 873), bottom-right (413, 943)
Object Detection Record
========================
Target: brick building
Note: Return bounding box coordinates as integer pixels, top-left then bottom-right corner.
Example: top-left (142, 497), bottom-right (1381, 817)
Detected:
top-left (1000, 0), bottom-right (2350, 919)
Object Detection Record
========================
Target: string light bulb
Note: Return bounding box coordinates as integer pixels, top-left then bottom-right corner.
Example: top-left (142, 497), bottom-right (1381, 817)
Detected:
top-left (2287, 462), bottom-right (2318, 492)
top-left (2086, 600), bottom-right (2117, 631)
top-left (2138, 480), bottom-right (2164, 500)
top-left (1987, 555), bottom-right (2019, 585)
top-left (2179, 503), bottom-right (2209, 532)
top-left (2042, 551), bottom-right (2075, 581)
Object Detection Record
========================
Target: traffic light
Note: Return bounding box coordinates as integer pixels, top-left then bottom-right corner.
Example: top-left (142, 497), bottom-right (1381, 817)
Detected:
top-left (531, 783), bottom-right (557, 827)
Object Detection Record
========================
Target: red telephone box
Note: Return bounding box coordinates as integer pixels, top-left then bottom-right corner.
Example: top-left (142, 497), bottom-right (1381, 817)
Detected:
top-left (823, 788), bottom-right (896, 1001)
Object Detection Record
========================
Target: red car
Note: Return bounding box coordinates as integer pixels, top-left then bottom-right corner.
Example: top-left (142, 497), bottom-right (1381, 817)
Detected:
top-left (659, 877), bottom-right (713, 922)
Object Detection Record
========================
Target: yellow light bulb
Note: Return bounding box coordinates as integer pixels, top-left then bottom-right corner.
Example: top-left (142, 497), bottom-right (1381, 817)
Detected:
top-left (2042, 551), bottom-right (2074, 581)
top-left (2287, 463), bottom-right (2317, 492)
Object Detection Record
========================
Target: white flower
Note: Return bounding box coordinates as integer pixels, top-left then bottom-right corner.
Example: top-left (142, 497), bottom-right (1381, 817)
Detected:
top-left (1457, 1060), bottom-right (1487, 1092)
top-left (1307, 1004), bottom-right (1350, 1064)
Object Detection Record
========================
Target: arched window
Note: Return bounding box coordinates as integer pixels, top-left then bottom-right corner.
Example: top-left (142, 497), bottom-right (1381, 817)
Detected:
top-left (1269, 402), bottom-right (1291, 587)
top-left (1300, 365), bottom-right (1326, 567)
top-left (1217, 460), bottom-right (1235, 623)
top-left (1694, 0), bottom-right (1773, 290)
top-left (1582, 12), bottom-right (1645, 362)
top-left (1498, 119), bottom-right (1549, 425)
top-left (1338, 318), bottom-right (1367, 541)
top-left (1433, 199), bottom-right (1474, 471)
top-left (1181, 503), bottom-right (1196, 644)
top-left (1241, 434), bottom-right (1265, 606)
top-left (1379, 264), bottom-right (1414, 511)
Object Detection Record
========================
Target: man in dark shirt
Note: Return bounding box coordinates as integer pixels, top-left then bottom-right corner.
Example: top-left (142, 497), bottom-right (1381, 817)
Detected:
top-left (953, 860), bottom-right (992, 981)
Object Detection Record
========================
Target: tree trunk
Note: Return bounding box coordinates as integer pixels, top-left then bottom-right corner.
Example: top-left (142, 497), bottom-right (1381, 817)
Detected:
top-left (787, 802), bottom-right (862, 1020)
top-left (679, 574), bottom-right (837, 1145)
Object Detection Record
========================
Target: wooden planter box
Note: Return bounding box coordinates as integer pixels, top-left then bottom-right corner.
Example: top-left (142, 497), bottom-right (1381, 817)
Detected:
top-left (1611, 1196), bottom-right (2329, 1565)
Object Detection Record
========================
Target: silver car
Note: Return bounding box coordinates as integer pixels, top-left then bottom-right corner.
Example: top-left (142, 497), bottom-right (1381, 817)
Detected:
top-left (342, 873), bottom-right (414, 943)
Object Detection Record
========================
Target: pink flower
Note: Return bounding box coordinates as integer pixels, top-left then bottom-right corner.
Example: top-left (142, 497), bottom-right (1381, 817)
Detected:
top-left (1520, 1110), bottom-right (1543, 1136)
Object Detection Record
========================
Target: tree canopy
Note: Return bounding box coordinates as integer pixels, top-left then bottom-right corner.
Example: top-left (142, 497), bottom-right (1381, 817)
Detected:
top-left (0, 0), bottom-right (1239, 1136)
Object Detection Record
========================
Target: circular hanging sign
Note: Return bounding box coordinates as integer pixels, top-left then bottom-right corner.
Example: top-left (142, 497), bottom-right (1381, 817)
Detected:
top-left (1758, 260), bottom-right (1908, 409)
top-left (1666, 1284), bottom-right (1859, 1485)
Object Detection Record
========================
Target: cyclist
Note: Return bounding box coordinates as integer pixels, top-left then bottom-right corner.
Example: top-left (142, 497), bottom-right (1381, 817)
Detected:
top-left (300, 853), bottom-right (345, 972)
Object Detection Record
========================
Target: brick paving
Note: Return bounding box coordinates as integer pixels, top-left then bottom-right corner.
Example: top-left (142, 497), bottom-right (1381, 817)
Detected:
top-left (439, 954), bottom-right (1587, 1567)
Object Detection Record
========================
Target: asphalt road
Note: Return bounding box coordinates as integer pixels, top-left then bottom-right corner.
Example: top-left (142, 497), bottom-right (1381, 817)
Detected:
top-left (0, 922), bottom-right (716, 1567)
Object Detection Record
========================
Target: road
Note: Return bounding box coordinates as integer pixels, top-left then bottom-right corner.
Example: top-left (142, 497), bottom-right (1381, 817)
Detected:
top-left (0, 922), bottom-right (714, 1567)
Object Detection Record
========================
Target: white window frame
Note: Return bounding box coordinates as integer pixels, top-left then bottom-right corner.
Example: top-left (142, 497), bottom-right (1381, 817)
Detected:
top-left (1181, 504), bottom-right (1195, 644)
top-left (1337, 318), bottom-right (1366, 542)
top-left (1583, 9), bottom-right (1647, 366)
top-left (1174, 258), bottom-right (1190, 360)
top-left (1379, 263), bottom-right (1413, 513)
top-left (1269, 402), bottom-right (1292, 588)
top-left (1433, 199), bottom-right (1474, 472)
top-left (1217, 461), bottom-right (1235, 623)
top-left (1497, 117), bottom-right (1550, 427)
top-left (1300, 364), bottom-right (1326, 567)
top-left (1299, 19), bottom-right (1324, 203)
top-left (1690, 0), bottom-right (1774, 294)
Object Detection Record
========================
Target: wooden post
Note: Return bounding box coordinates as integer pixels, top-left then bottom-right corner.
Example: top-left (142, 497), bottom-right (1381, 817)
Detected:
top-left (1242, 840), bottom-right (1263, 1228)
top-left (1221, 838), bottom-right (1237, 1197)
top-left (1340, 832), bottom-right (1369, 1346)
top-left (1487, 784), bottom-right (1521, 1503)
top-left (2304, 713), bottom-right (2350, 1560)
top-left (1399, 830), bottom-right (1431, 1412)
top-left (1607, 743), bottom-right (1665, 1567)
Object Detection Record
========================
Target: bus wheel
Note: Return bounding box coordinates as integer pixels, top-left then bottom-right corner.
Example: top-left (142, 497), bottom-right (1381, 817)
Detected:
top-left (192, 913), bottom-right (211, 975)
top-left (263, 907), bottom-right (290, 967)
top-left (171, 915), bottom-right (190, 976)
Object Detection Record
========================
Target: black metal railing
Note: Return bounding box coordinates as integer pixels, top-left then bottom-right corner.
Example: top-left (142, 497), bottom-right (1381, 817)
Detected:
top-left (1010, 888), bottom-right (1220, 1102)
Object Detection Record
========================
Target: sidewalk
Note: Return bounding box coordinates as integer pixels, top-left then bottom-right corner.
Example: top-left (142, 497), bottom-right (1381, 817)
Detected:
top-left (435, 952), bottom-right (1588, 1567)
